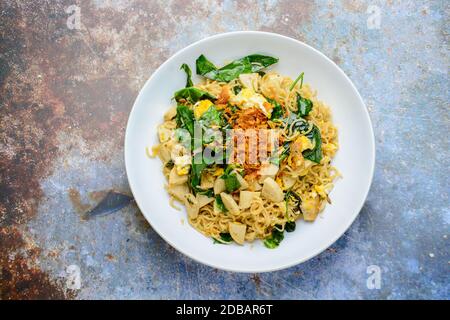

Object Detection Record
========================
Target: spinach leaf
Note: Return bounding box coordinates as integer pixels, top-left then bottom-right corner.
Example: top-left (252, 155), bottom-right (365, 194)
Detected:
top-left (196, 188), bottom-right (214, 197)
top-left (223, 164), bottom-right (239, 175)
top-left (176, 105), bottom-right (195, 136)
top-left (196, 54), bottom-right (217, 76)
top-left (296, 93), bottom-right (313, 117)
top-left (271, 141), bottom-right (290, 166)
top-left (289, 72), bottom-right (304, 91)
top-left (246, 54), bottom-right (279, 72)
top-left (190, 159), bottom-right (208, 190)
top-left (287, 113), bottom-right (310, 133)
top-left (302, 125), bottom-right (322, 163)
top-left (233, 85), bottom-right (242, 95)
top-left (215, 195), bottom-right (228, 213)
top-left (180, 63), bottom-right (193, 87)
top-left (174, 87), bottom-right (216, 104)
top-left (285, 189), bottom-right (302, 215)
top-left (213, 232), bottom-right (232, 244)
top-left (200, 105), bottom-right (222, 127)
top-left (268, 98), bottom-right (284, 120)
top-left (222, 173), bottom-right (241, 193)
top-left (263, 226), bottom-right (285, 249)
top-left (196, 54), bottom-right (278, 82)
top-left (285, 221), bottom-right (296, 232)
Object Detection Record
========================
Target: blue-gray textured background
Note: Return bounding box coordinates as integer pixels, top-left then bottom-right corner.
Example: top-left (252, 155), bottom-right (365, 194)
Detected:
top-left (0, 0), bottom-right (448, 299)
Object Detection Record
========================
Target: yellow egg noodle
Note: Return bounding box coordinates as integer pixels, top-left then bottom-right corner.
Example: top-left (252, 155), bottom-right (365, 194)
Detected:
top-left (152, 54), bottom-right (339, 248)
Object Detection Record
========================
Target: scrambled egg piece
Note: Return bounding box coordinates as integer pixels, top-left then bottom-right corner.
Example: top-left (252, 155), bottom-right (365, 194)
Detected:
top-left (213, 167), bottom-right (224, 176)
top-left (294, 135), bottom-right (314, 152)
top-left (230, 88), bottom-right (271, 117)
top-left (194, 100), bottom-right (213, 119)
top-left (314, 185), bottom-right (327, 198)
top-left (176, 165), bottom-right (190, 175)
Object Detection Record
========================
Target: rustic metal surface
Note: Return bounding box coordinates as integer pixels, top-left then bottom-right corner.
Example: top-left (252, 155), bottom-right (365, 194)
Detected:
top-left (0, 0), bottom-right (448, 299)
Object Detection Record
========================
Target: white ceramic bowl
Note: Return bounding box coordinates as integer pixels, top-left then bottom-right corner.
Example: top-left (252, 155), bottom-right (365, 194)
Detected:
top-left (125, 31), bottom-right (375, 273)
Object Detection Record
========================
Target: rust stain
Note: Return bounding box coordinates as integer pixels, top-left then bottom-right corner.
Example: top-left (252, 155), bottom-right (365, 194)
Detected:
top-left (67, 188), bottom-right (91, 214)
top-left (0, 226), bottom-right (72, 300)
top-left (170, 0), bottom-right (207, 17)
top-left (251, 274), bottom-right (261, 291)
top-left (88, 190), bottom-right (108, 202)
top-left (261, 0), bottom-right (315, 39)
top-left (105, 253), bottom-right (116, 262)
top-left (0, 0), bottom-right (69, 227)
top-left (342, 0), bottom-right (365, 13)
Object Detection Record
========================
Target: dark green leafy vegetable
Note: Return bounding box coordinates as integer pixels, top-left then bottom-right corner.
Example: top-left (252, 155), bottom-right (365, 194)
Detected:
top-left (174, 87), bottom-right (216, 104)
top-left (263, 226), bottom-right (285, 249)
top-left (268, 98), bottom-right (284, 120)
top-left (232, 85), bottom-right (242, 95)
top-left (199, 105), bottom-right (222, 127)
top-left (289, 72), bottom-right (304, 91)
top-left (223, 164), bottom-right (239, 175)
top-left (176, 105), bottom-right (195, 136)
top-left (196, 54), bottom-right (279, 82)
top-left (296, 94), bottom-right (313, 117)
top-left (287, 114), bottom-right (310, 133)
top-left (195, 188), bottom-right (214, 197)
top-left (285, 221), bottom-right (296, 232)
top-left (196, 54), bottom-right (217, 76)
top-left (190, 158), bottom-right (207, 191)
top-left (180, 63), bottom-right (193, 87)
top-left (215, 195), bottom-right (228, 213)
top-left (302, 125), bottom-right (322, 163)
top-left (222, 173), bottom-right (241, 193)
top-left (246, 55), bottom-right (279, 72)
top-left (285, 190), bottom-right (302, 215)
top-left (270, 141), bottom-right (290, 166)
top-left (213, 232), bottom-right (232, 244)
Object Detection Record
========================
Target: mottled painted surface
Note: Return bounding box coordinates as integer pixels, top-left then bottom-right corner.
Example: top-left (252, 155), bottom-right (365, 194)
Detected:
top-left (0, 0), bottom-right (448, 299)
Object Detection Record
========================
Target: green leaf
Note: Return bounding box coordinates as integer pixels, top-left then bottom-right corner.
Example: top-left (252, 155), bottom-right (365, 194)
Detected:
top-left (287, 114), bottom-right (310, 133)
top-left (296, 93), bottom-right (313, 117)
top-left (285, 221), bottom-right (296, 232)
top-left (215, 195), bottom-right (228, 213)
top-left (196, 54), bottom-right (278, 82)
top-left (222, 173), bottom-right (241, 193)
top-left (232, 85), bottom-right (242, 95)
top-left (199, 105), bottom-right (222, 127)
top-left (176, 105), bottom-right (195, 136)
top-left (270, 141), bottom-right (290, 166)
top-left (190, 159), bottom-right (208, 191)
top-left (268, 98), bottom-right (284, 120)
top-left (285, 189), bottom-right (302, 216)
top-left (246, 54), bottom-right (279, 72)
top-left (180, 63), bottom-right (193, 87)
top-left (174, 87), bottom-right (216, 104)
top-left (196, 54), bottom-right (217, 76)
top-left (213, 232), bottom-right (232, 244)
top-left (263, 226), bottom-right (285, 249)
top-left (289, 72), bottom-right (304, 91)
top-left (196, 188), bottom-right (214, 197)
top-left (302, 125), bottom-right (323, 163)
